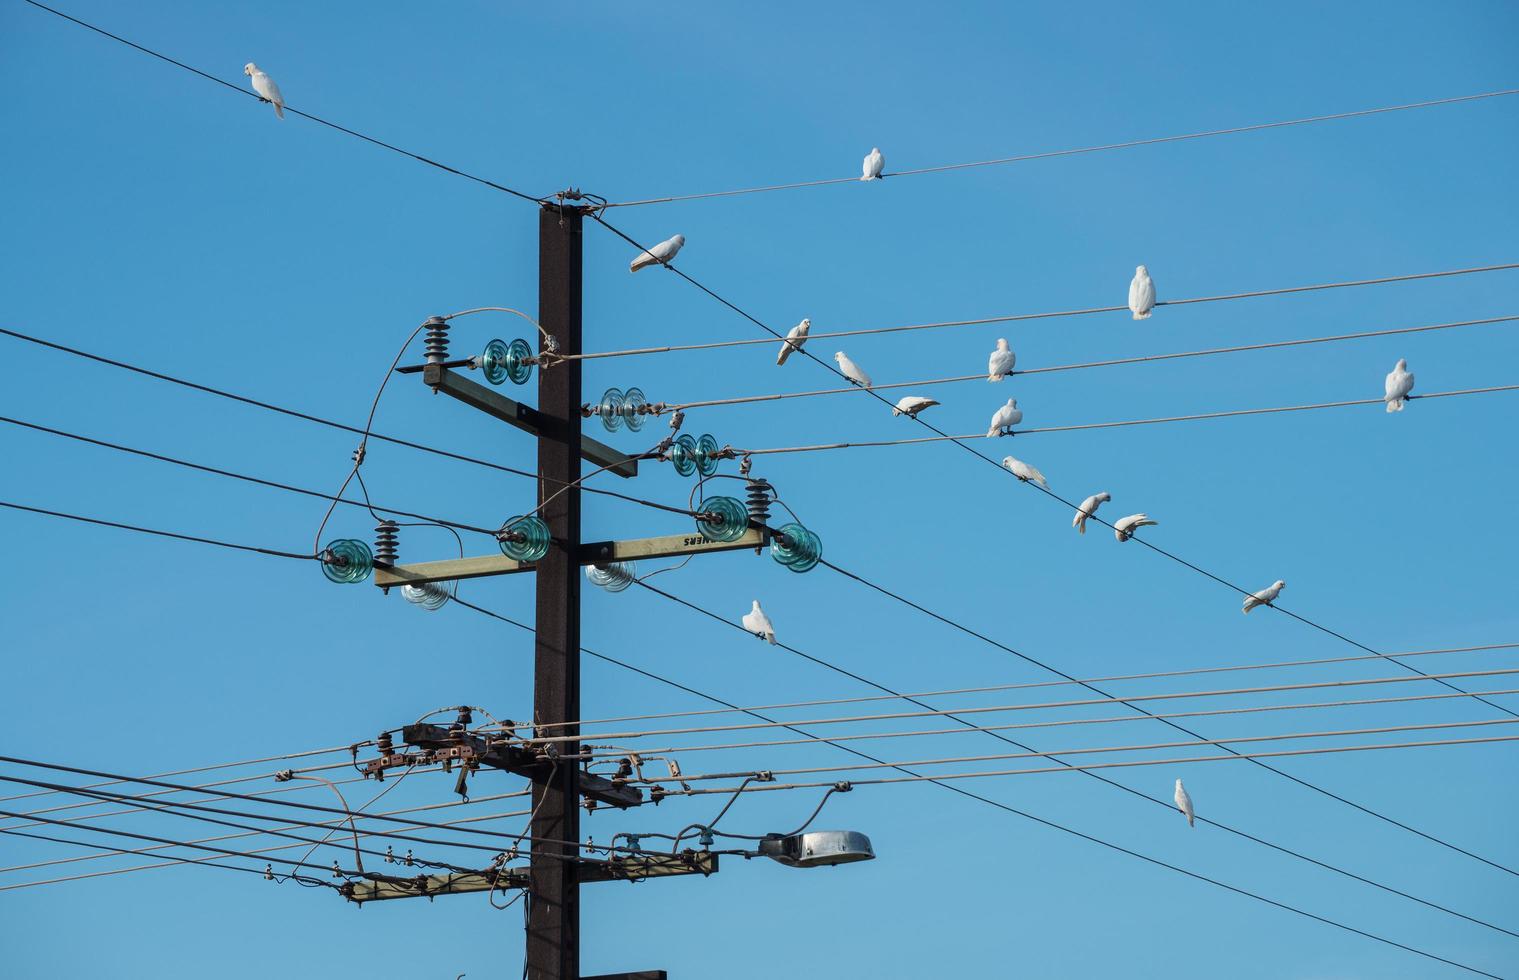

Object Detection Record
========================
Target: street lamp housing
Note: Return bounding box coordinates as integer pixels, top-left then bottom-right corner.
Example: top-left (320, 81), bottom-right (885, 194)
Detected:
top-left (757, 830), bottom-right (875, 869)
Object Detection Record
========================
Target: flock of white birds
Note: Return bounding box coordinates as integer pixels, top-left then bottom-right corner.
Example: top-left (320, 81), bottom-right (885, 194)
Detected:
top-left (242, 65), bottom-right (1426, 827)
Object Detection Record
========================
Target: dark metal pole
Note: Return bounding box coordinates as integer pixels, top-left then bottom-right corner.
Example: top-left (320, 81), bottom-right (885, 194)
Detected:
top-left (529, 202), bottom-right (584, 980)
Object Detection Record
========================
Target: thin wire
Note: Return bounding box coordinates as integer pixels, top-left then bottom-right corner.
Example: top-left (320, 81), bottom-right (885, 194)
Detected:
top-left (679, 733), bottom-right (1519, 792)
top-left (661, 717), bottom-right (1519, 783)
top-left (527, 665), bottom-right (1519, 742)
top-left (583, 687), bottom-right (1519, 759)
top-left (20, 0), bottom-right (544, 204)
top-left (602, 88), bottom-right (1519, 208)
top-left (546, 642), bottom-right (1519, 729)
top-left (664, 316), bottom-right (1519, 412)
top-left (0, 500), bottom-right (314, 561)
top-left (568, 263), bottom-right (1519, 360)
top-left (0, 415), bottom-right (499, 536)
top-left (0, 827), bottom-right (337, 890)
top-left (733, 384), bottom-right (1519, 454)
top-left (0, 326), bottom-right (708, 521)
top-left (448, 596), bottom-right (1507, 977)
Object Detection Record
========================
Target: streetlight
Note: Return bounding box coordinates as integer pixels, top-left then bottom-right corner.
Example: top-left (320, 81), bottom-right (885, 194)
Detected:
top-left (756, 829), bottom-right (875, 869)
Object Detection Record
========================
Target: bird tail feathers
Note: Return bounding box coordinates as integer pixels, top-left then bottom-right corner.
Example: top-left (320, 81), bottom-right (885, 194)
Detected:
top-left (274, 103), bottom-right (284, 119)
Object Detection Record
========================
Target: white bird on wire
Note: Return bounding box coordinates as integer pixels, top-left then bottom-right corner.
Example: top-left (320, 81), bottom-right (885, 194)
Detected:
top-left (1384, 358), bottom-right (1415, 413)
top-left (742, 600), bottom-right (776, 645)
top-left (986, 398), bottom-right (1022, 437)
top-left (1128, 265), bottom-right (1156, 320)
top-left (1113, 513), bottom-right (1158, 542)
top-left (1072, 492), bottom-right (1111, 534)
top-left (1002, 456), bottom-right (1048, 489)
top-left (892, 396), bottom-right (939, 418)
top-left (777, 318), bottom-right (810, 366)
top-left (243, 63), bottom-right (285, 119)
top-left (987, 339), bottom-right (1016, 382)
top-left (861, 147), bottom-right (885, 181)
top-left (630, 234), bottom-right (685, 273)
top-left (834, 351), bottom-right (872, 387)
top-left (1242, 580), bottom-right (1286, 614)
top-left (1174, 779), bottom-right (1195, 828)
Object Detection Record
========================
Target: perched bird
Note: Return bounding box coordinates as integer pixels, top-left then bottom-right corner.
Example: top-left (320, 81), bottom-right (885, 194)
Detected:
top-left (629, 234), bottom-right (685, 273)
top-left (861, 147), bottom-right (885, 181)
top-left (987, 338), bottom-right (1016, 382)
top-left (1242, 580), bottom-right (1286, 614)
top-left (1002, 455), bottom-right (1048, 489)
top-left (1072, 492), bottom-right (1111, 534)
top-left (1385, 358), bottom-right (1415, 413)
top-left (1113, 513), bottom-right (1159, 542)
top-left (892, 396), bottom-right (939, 418)
top-left (1174, 779), bottom-right (1195, 828)
top-left (243, 63), bottom-right (285, 119)
top-left (834, 351), bottom-right (872, 387)
top-left (742, 600), bottom-right (775, 645)
top-left (777, 318), bottom-right (810, 366)
top-left (986, 398), bottom-right (1022, 437)
top-left (1128, 265), bottom-right (1156, 320)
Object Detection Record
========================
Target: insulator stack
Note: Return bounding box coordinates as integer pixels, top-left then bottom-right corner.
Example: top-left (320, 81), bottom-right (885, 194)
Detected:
top-left (771, 522), bottom-right (822, 573)
top-left (373, 521), bottom-right (399, 567)
top-left (586, 561), bottom-right (638, 592)
top-left (423, 316), bottom-right (449, 364)
top-left (592, 387), bottom-right (651, 432)
top-left (695, 496), bottom-right (748, 543)
top-left (497, 516), bottom-right (551, 563)
top-left (745, 479), bottom-right (773, 525)
top-left (401, 581), bottom-right (450, 611)
top-left (479, 338), bottom-right (534, 386)
top-left (321, 538), bottom-right (375, 584)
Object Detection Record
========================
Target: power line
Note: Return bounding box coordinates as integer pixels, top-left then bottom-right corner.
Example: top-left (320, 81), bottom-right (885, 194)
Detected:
top-left (552, 642), bottom-right (1519, 729)
top-left (566, 262), bottom-right (1519, 361)
top-left (20, 0), bottom-right (544, 204)
top-left (662, 316), bottom-right (1519, 412)
top-left (601, 88), bottom-right (1519, 208)
top-left (0, 500), bottom-right (314, 561)
top-left (0, 415), bottom-right (501, 537)
top-left (730, 384), bottom-right (1519, 454)
top-left (448, 595), bottom-right (1506, 977)
top-left (579, 688), bottom-right (1519, 758)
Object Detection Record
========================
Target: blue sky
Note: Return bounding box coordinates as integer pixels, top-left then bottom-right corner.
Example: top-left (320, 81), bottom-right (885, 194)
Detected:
top-left (3, 1), bottom-right (1518, 976)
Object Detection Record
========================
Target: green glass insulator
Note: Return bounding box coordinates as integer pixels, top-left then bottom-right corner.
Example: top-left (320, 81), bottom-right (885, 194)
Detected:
top-left (505, 338), bottom-right (533, 385)
top-left (696, 496), bottom-right (748, 542)
top-left (623, 387), bottom-right (648, 432)
top-left (599, 388), bottom-right (626, 432)
top-left (586, 561), bottom-right (638, 592)
top-left (497, 516), bottom-right (550, 562)
top-left (402, 581), bottom-right (450, 611)
top-left (695, 433), bottom-right (721, 477)
top-left (322, 538), bottom-right (374, 584)
top-left (771, 523), bottom-right (822, 573)
top-left (670, 433), bottom-right (698, 477)
top-left (480, 339), bottom-right (511, 385)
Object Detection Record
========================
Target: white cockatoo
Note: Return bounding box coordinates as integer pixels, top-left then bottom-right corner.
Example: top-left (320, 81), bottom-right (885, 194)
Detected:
top-left (1002, 455), bottom-right (1048, 489)
top-left (1242, 580), bottom-right (1286, 614)
top-left (1384, 358), bottom-right (1415, 413)
top-left (742, 600), bottom-right (775, 645)
top-left (1113, 513), bottom-right (1158, 542)
top-left (1128, 265), bottom-right (1156, 320)
top-left (243, 63), bottom-right (285, 118)
top-left (629, 234), bottom-right (685, 273)
top-left (986, 398), bottom-right (1022, 437)
top-left (834, 351), bottom-right (872, 387)
top-left (892, 396), bottom-right (939, 418)
top-left (777, 318), bottom-right (810, 366)
top-left (861, 147), bottom-right (884, 181)
top-left (1174, 779), bottom-right (1195, 827)
top-left (987, 338), bottom-right (1016, 382)
top-left (1072, 492), bottom-right (1111, 534)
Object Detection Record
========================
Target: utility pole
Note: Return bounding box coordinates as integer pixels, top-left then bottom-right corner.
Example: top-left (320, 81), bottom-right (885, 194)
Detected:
top-left (530, 201), bottom-right (586, 980)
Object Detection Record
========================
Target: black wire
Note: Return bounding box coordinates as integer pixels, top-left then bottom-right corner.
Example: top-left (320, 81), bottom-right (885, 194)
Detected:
top-left (449, 595), bottom-right (1504, 978)
top-left (589, 213), bottom-right (1519, 864)
top-left (0, 415), bottom-right (498, 537)
top-left (0, 326), bottom-right (701, 520)
top-left (0, 826), bottom-right (323, 886)
top-left (19, 0), bottom-right (545, 204)
top-left (632, 578), bottom-right (1519, 940)
top-left (0, 500), bottom-right (314, 561)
